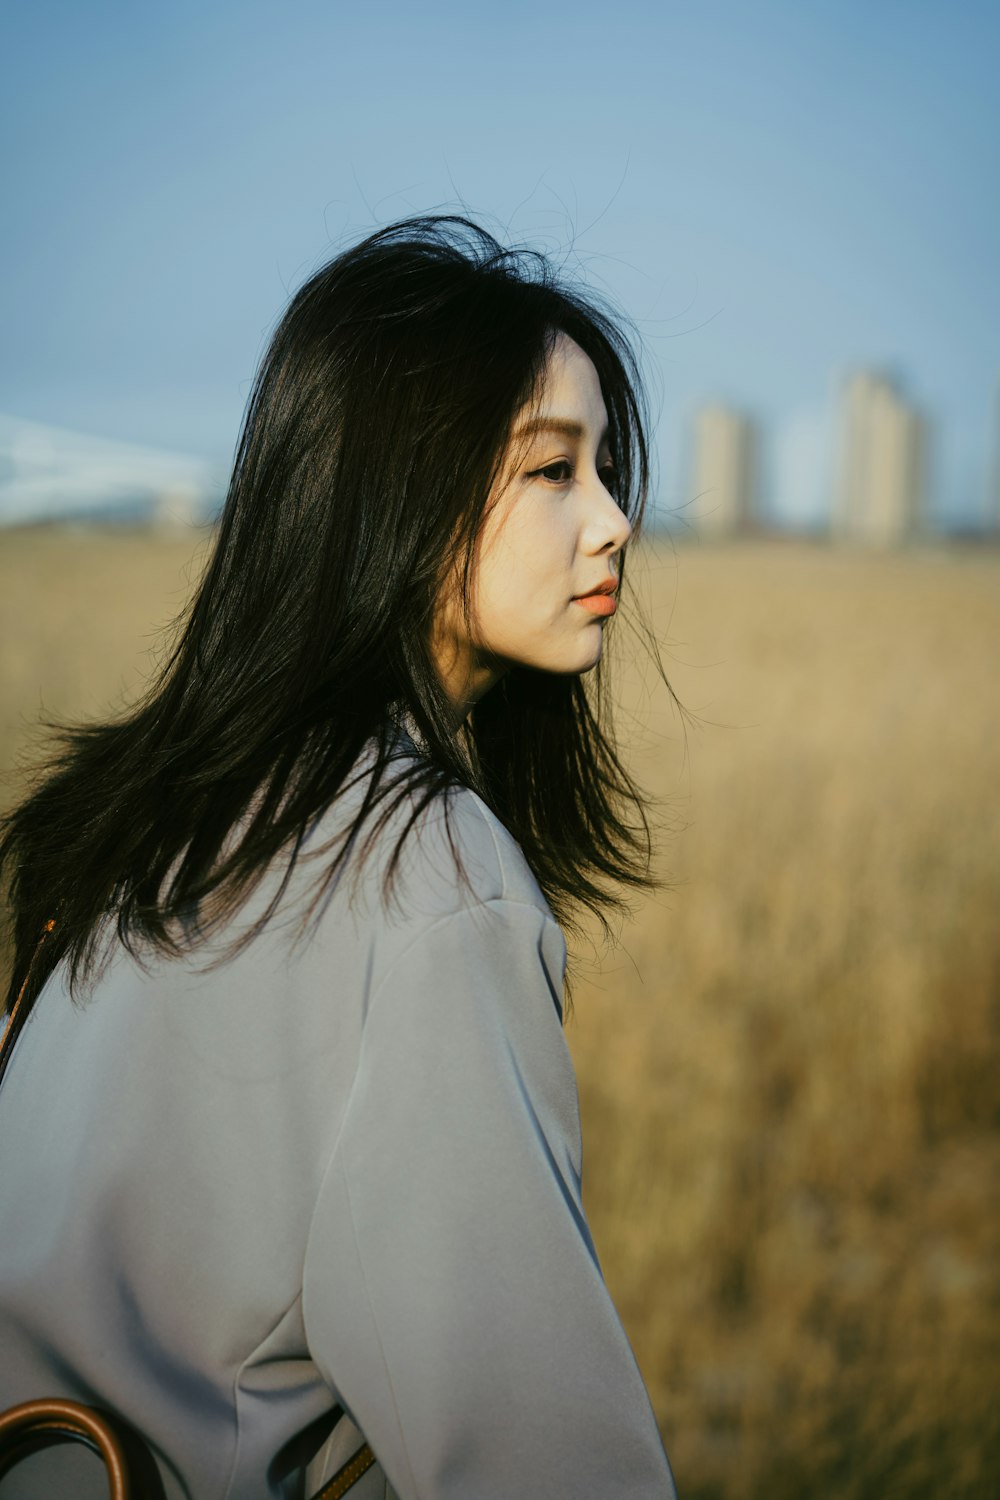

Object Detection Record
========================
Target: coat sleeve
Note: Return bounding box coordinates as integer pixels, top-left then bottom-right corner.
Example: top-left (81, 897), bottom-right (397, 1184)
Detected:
top-left (301, 897), bottom-right (678, 1499)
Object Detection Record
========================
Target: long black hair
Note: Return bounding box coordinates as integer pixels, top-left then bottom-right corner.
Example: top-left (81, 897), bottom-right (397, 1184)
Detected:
top-left (2, 213), bottom-right (663, 1016)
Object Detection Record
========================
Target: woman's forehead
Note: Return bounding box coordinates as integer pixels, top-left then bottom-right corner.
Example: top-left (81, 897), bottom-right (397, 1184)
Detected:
top-left (518, 337), bottom-right (610, 443)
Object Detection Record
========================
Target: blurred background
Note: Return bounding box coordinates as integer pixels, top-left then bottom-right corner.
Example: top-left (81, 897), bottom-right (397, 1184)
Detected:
top-left (2, 2), bottom-right (998, 1495)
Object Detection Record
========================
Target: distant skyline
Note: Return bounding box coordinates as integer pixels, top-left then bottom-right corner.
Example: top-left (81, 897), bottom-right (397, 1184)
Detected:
top-left (2, 0), bottom-right (997, 528)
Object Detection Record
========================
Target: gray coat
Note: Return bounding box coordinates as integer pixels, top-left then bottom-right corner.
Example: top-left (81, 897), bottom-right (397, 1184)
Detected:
top-left (0, 742), bottom-right (677, 1498)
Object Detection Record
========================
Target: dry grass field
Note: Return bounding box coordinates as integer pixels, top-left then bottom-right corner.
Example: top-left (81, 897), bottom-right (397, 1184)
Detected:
top-left (2, 525), bottom-right (998, 1497)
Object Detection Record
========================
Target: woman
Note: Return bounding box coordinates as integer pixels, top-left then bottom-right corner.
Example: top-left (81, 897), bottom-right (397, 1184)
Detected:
top-left (0, 215), bottom-right (679, 1498)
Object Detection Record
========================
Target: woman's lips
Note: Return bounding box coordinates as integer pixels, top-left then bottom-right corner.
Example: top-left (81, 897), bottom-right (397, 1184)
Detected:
top-left (574, 592), bottom-right (617, 617)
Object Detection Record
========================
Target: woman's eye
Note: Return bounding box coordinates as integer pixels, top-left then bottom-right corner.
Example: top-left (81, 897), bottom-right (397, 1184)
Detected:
top-left (532, 460), bottom-right (574, 484)
top-left (599, 464), bottom-right (619, 494)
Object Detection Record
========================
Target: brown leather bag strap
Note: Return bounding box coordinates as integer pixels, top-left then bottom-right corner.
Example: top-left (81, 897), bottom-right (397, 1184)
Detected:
top-left (0, 917), bottom-right (55, 1090)
top-left (312, 1440), bottom-right (378, 1499)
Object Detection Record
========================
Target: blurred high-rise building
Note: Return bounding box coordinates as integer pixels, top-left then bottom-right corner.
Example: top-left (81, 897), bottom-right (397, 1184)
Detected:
top-left (988, 375), bottom-right (1000, 534)
top-left (832, 371), bottom-right (928, 545)
top-left (688, 403), bottom-right (758, 539)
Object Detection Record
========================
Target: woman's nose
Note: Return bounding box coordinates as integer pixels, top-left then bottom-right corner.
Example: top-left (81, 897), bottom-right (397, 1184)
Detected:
top-left (583, 473), bottom-right (632, 555)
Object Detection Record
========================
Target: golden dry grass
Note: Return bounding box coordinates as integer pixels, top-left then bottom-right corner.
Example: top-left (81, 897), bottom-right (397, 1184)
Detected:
top-left (2, 526), bottom-right (998, 1497)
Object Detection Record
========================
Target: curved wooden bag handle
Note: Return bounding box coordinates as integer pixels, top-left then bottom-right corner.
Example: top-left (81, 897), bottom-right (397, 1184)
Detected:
top-left (0, 1397), bottom-right (376, 1499)
top-left (0, 1396), bottom-right (167, 1498)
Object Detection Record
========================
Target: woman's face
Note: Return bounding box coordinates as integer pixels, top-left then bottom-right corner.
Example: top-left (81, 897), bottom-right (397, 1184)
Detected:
top-left (432, 332), bottom-right (632, 715)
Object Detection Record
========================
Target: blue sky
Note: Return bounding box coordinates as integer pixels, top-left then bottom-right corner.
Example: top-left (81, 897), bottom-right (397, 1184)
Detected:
top-left (2, 0), bottom-right (997, 527)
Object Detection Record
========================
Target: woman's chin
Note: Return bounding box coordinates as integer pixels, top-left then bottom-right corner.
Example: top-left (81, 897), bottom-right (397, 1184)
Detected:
top-left (500, 625), bottom-right (607, 678)
top-left (560, 636), bottom-right (606, 676)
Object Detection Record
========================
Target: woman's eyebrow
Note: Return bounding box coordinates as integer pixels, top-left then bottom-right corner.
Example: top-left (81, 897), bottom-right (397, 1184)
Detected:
top-left (514, 417), bottom-right (610, 443)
